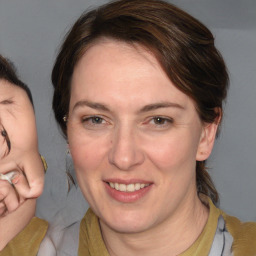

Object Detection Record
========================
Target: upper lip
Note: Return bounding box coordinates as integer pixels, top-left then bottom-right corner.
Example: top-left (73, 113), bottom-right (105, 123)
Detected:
top-left (104, 178), bottom-right (153, 185)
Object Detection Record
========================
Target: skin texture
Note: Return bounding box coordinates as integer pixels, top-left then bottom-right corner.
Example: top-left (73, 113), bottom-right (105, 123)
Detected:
top-left (0, 79), bottom-right (44, 206)
top-left (0, 79), bottom-right (42, 250)
top-left (0, 198), bottom-right (36, 251)
top-left (67, 39), bottom-right (219, 255)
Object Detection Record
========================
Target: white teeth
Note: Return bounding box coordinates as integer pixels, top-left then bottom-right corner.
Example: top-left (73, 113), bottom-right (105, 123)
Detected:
top-left (119, 184), bottom-right (126, 192)
top-left (108, 182), bottom-right (150, 192)
top-left (127, 184), bottom-right (135, 192)
top-left (114, 183), bottom-right (119, 190)
top-left (135, 183), bottom-right (141, 191)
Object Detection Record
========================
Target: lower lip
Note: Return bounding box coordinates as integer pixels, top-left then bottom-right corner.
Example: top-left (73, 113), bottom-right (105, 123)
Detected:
top-left (104, 183), bottom-right (153, 203)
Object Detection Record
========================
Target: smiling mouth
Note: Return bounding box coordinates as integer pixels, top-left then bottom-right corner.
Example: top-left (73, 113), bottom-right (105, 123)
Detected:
top-left (107, 182), bottom-right (150, 192)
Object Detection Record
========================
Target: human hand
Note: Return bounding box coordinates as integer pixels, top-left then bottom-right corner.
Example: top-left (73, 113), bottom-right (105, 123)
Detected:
top-left (0, 80), bottom-right (45, 201)
top-left (0, 178), bottom-right (23, 217)
top-left (0, 152), bottom-right (45, 201)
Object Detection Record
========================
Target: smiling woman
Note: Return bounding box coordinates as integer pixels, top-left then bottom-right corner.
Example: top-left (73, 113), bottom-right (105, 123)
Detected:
top-left (50, 0), bottom-right (256, 255)
top-left (1, 0), bottom-right (256, 255)
top-left (67, 40), bottom-right (213, 238)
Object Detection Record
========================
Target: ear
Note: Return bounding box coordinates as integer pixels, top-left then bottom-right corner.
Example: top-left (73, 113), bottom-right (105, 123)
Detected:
top-left (196, 108), bottom-right (221, 161)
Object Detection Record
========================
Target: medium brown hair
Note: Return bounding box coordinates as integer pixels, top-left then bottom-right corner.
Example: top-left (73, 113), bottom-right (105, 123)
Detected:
top-left (0, 55), bottom-right (33, 106)
top-left (52, 0), bottom-right (229, 204)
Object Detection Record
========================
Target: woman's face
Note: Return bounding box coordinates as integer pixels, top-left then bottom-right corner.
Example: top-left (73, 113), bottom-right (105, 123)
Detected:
top-left (67, 39), bottom-right (216, 233)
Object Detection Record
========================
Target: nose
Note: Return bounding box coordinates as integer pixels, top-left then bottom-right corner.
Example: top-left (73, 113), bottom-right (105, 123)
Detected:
top-left (108, 125), bottom-right (144, 171)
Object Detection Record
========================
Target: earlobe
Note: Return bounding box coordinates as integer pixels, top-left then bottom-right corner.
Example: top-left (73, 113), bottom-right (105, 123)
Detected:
top-left (196, 123), bottom-right (218, 161)
top-left (196, 108), bottom-right (222, 161)
top-left (196, 115), bottom-right (220, 161)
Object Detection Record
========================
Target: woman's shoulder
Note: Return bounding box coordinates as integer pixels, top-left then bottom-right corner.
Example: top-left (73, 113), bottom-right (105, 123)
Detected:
top-left (79, 208), bottom-right (109, 256)
top-left (221, 211), bottom-right (256, 255)
top-left (0, 217), bottom-right (48, 256)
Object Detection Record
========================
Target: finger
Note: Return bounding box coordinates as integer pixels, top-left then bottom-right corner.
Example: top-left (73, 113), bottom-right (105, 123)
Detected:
top-left (0, 154), bottom-right (45, 199)
top-left (0, 160), bottom-right (19, 175)
top-left (11, 170), bottom-right (30, 202)
top-left (0, 201), bottom-right (7, 216)
top-left (3, 189), bottom-right (20, 213)
top-left (0, 165), bottom-right (26, 202)
top-left (0, 170), bottom-right (19, 185)
top-left (16, 154), bottom-right (45, 198)
top-left (0, 180), bottom-right (20, 214)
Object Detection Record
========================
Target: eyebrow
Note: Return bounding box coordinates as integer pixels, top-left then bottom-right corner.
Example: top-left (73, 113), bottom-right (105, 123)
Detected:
top-left (72, 100), bottom-right (184, 113)
top-left (138, 102), bottom-right (185, 113)
top-left (72, 100), bottom-right (110, 112)
top-left (0, 98), bottom-right (14, 105)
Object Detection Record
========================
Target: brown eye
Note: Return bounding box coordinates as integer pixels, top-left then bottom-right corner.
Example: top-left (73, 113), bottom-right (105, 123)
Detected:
top-left (146, 116), bottom-right (173, 129)
top-left (153, 117), bottom-right (166, 125)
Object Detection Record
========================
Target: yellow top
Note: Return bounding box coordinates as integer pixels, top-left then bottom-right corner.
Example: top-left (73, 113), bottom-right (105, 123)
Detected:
top-left (180, 199), bottom-right (222, 256)
top-left (0, 217), bottom-right (48, 256)
top-left (2, 198), bottom-right (256, 255)
top-left (78, 199), bottom-right (256, 256)
top-left (78, 199), bottom-right (221, 256)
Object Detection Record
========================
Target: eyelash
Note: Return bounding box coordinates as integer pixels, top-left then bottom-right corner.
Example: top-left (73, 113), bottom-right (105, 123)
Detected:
top-left (81, 115), bottom-right (107, 126)
top-left (81, 115), bottom-right (173, 129)
top-left (146, 116), bottom-right (173, 128)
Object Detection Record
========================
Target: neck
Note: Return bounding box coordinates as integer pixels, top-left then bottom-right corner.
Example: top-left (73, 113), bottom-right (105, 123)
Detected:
top-left (100, 194), bottom-right (209, 256)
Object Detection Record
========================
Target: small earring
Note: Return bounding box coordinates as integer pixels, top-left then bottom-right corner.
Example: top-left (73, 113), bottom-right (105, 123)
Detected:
top-left (63, 115), bottom-right (68, 122)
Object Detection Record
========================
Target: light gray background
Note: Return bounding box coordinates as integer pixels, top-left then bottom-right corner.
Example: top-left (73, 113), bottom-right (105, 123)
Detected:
top-left (0, 0), bottom-right (255, 224)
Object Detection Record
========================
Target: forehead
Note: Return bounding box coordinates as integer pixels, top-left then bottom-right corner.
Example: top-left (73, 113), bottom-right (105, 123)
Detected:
top-left (70, 39), bottom-right (192, 111)
top-left (74, 39), bottom-right (165, 80)
top-left (0, 79), bottom-right (19, 100)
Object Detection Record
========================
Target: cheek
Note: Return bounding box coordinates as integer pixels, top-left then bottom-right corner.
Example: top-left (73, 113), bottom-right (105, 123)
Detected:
top-left (70, 144), bottom-right (100, 175)
top-left (69, 137), bottom-right (106, 201)
top-left (68, 131), bottom-right (108, 177)
top-left (145, 134), bottom-right (198, 170)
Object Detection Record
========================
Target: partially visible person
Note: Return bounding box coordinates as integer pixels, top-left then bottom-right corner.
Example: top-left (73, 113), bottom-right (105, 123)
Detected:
top-left (0, 55), bottom-right (47, 251)
top-left (0, 55), bottom-right (45, 201)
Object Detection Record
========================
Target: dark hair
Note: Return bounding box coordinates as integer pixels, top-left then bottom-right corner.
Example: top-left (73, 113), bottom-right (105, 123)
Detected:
top-left (0, 55), bottom-right (33, 106)
top-left (52, 0), bottom-right (229, 204)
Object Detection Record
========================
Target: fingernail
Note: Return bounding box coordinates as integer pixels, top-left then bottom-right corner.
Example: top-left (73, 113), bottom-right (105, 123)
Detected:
top-left (1, 171), bottom-right (21, 185)
top-left (9, 171), bottom-right (20, 184)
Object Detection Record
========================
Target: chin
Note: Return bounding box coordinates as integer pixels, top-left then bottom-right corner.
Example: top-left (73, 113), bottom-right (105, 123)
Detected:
top-left (100, 208), bottom-right (155, 234)
top-left (105, 219), bottom-right (151, 234)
